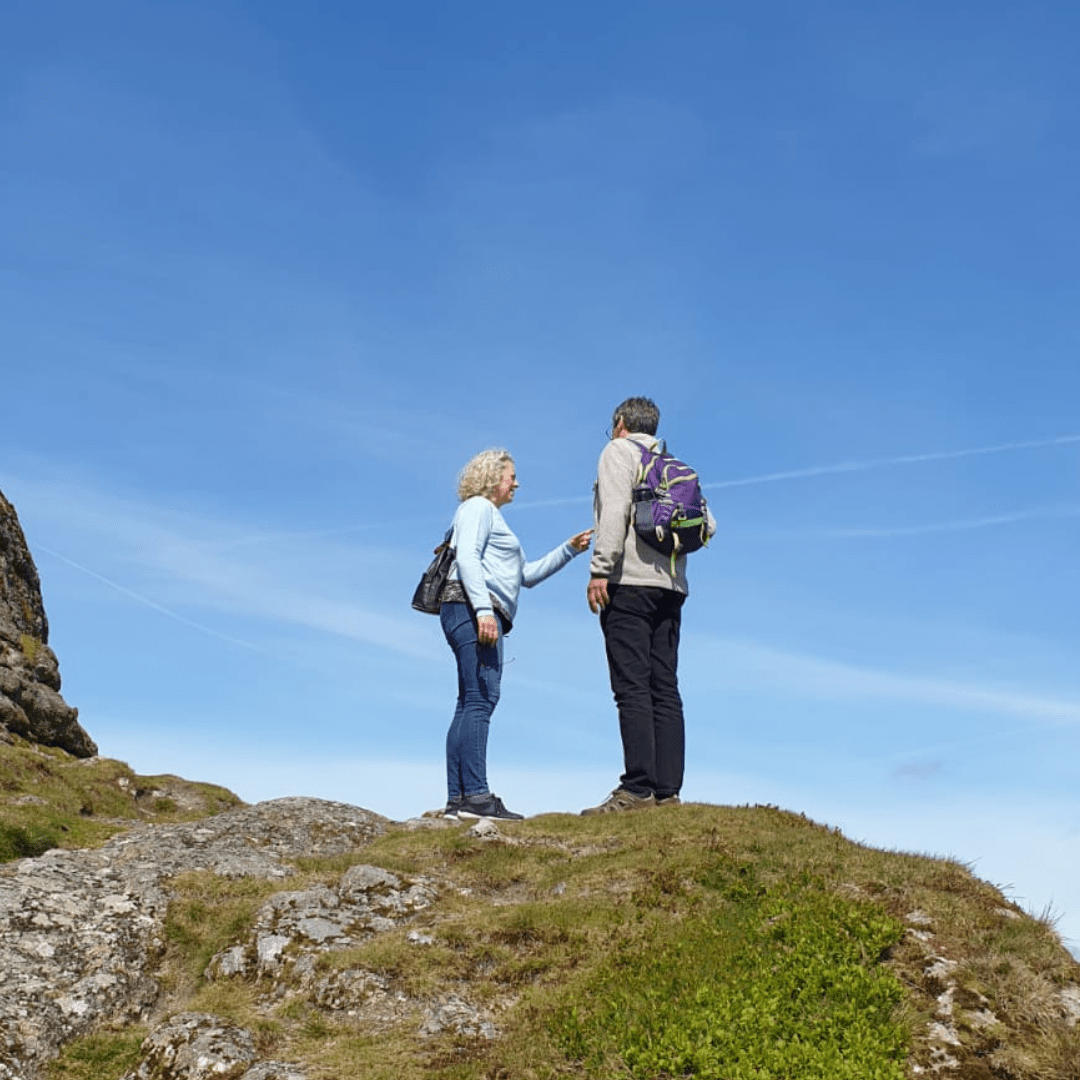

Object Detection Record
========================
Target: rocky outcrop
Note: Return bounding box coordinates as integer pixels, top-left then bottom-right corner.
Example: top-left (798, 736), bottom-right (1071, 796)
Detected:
top-left (118, 1013), bottom-right (309, 1080)
top-left (0, 798), bottom-right (391, 1080)
top-left (0, 490), bottom-right (95, 758)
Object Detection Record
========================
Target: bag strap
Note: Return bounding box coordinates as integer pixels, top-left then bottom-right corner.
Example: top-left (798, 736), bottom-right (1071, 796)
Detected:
top-left (631, 435), bottom-right (666, 484)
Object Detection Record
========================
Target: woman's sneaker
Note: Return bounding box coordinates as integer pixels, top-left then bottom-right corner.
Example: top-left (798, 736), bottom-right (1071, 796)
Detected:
top-left (457, 793), bottom-right (524, 821)
top-left (443, 796), bottom-right (464, 819)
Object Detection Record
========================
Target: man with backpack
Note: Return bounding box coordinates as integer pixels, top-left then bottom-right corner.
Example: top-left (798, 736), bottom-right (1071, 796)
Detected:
top-left (582, 397), bottom-right (716, 815)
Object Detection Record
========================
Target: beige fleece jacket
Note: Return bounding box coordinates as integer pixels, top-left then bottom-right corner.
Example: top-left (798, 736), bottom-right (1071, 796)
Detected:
top-left (589, 432), bottom-right (716, 595)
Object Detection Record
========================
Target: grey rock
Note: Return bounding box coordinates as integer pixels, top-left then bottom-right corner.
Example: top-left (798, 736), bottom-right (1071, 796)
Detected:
top-left (253, 934), bottom-right (291, 974)
top-left (239, 1064), bottom-right (308, 1080)
top-left (204, 861), bottom-right (438, 985)
top-left (118, 1012), bottom-right (309, 1080)
top-left (311, 968), bottom-right (392, 1013)
top-left (418, 994), bottom-right (499, 1040)
top-left (296, 916), bottom-right (345, 943)
top-left (339, 863), bottom-right (400, 896)
top-left (212, 946), bottom-right (249, 978)
top-left (1062, 986), bottom-right (1080, 1026)
top-left (0, 798), bottom-right (386, 1079)
top-left (0, 489), bottom-right (95, 757)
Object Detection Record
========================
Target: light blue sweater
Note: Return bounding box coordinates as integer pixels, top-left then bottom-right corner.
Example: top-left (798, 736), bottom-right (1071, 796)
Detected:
top-left (448, 496), bottom-right (577, 625)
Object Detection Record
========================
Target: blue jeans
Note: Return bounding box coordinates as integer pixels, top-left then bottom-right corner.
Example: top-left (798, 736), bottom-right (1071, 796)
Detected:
top-left (441, 602), bottom-right (502, 799)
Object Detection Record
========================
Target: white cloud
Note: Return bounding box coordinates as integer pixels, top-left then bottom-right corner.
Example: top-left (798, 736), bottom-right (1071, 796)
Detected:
top-left (686, 636), bottom-right (1080, 728)
top-left (823, 504), bottom-right (1080, 539)
top-left (11, 472), bottom-right (439, 661)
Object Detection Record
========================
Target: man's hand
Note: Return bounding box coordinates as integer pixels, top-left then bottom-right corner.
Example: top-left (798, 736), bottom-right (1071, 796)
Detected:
top-left (476, 615), bottom-right (500, 646)
top-left (587, 577), bottom-right (610, 614)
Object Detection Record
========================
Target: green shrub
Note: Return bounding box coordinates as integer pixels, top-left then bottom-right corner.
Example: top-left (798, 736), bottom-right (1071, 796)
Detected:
top-left (553, 881), bottom-right (908, 1080)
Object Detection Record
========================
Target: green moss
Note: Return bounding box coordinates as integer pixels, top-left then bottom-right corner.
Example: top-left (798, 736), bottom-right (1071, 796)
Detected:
top-left (19, 633), bottom-right (41, 663)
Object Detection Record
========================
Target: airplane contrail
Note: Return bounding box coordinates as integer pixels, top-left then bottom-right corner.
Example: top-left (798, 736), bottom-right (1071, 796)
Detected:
top-left (38, 544), bottom-right (259, 650)
top-left (513, 432), bottom-right (1080, 509)
top-left (704, 433), bottom-right (1080, 491)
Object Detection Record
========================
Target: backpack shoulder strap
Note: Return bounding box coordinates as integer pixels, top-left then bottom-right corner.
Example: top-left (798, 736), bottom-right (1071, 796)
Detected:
top-left (630, 435), bottom-right (666, 482)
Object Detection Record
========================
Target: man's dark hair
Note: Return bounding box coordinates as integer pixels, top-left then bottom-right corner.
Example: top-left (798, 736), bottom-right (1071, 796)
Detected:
top-left (613, 396), bottom-right (660, 435)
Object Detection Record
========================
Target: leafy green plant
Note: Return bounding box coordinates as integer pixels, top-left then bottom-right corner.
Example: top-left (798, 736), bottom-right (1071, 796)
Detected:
top-left (551, 880), bottom-right (907, 1080)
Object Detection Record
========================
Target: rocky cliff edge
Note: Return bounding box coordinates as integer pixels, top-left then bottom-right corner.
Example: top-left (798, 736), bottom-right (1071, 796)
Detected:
top-left (0, 490), bottom-right (95, 759)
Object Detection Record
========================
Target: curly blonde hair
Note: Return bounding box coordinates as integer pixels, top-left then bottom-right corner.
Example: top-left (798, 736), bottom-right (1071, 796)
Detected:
top-left (457, 448), bottom-right (514, 502)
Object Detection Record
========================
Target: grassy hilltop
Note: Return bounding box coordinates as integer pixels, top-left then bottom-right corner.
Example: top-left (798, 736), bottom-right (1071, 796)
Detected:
top-left (3, 735), bottom-right (1078, 1080)
top-left (0, 735), bottom-right (241, 859)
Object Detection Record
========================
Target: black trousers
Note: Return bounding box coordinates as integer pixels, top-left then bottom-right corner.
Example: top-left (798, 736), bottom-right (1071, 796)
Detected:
top-left (599, 583), bottom-right (686, 799)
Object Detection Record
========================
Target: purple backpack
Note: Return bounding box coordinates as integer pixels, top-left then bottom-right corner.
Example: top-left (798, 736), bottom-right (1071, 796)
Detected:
top-left (631, 441), bottom-right (710, 569)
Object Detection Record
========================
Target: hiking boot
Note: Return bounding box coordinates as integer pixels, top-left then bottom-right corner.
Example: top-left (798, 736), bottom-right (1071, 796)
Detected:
top-left (580, 789), bottom-right (656, 815)
top-left (457, 793), bottom-right (524, 821)
top-left (655, 794), bottom-right (681, 807)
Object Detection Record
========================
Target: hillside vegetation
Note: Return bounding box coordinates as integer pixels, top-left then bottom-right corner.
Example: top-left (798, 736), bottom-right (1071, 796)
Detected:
top-left (3, 737), bottom-right (1078, 1080)
top-left (0, 734), bottom-right (241, 859)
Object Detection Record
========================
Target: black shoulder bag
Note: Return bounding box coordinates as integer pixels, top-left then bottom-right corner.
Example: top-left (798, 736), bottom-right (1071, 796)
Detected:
top-left (411, 529), bottom-right (455, 614)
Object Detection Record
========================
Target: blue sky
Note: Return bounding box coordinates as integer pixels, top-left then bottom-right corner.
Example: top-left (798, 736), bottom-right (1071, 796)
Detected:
top-left (2, 1), bottom-right (1078, 954)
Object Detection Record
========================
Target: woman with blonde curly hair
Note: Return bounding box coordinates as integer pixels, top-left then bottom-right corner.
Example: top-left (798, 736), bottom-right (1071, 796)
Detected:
top-left (439, 448), bottom-right (592, 821)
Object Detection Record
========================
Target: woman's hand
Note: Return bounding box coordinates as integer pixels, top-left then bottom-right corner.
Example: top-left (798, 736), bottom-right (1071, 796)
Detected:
top-left (569, 529), bottom-right (594, 553)
top-left (476, 615), bottom-right (500, 646)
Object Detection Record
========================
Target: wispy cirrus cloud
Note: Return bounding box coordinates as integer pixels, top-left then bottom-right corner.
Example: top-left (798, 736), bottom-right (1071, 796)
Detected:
top-left (690, 637), bottom-right (1080, 729)
top-left (822, 504), bottom-right (1080, 539)
top-left (13, 474), bottom-right (438, 662)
